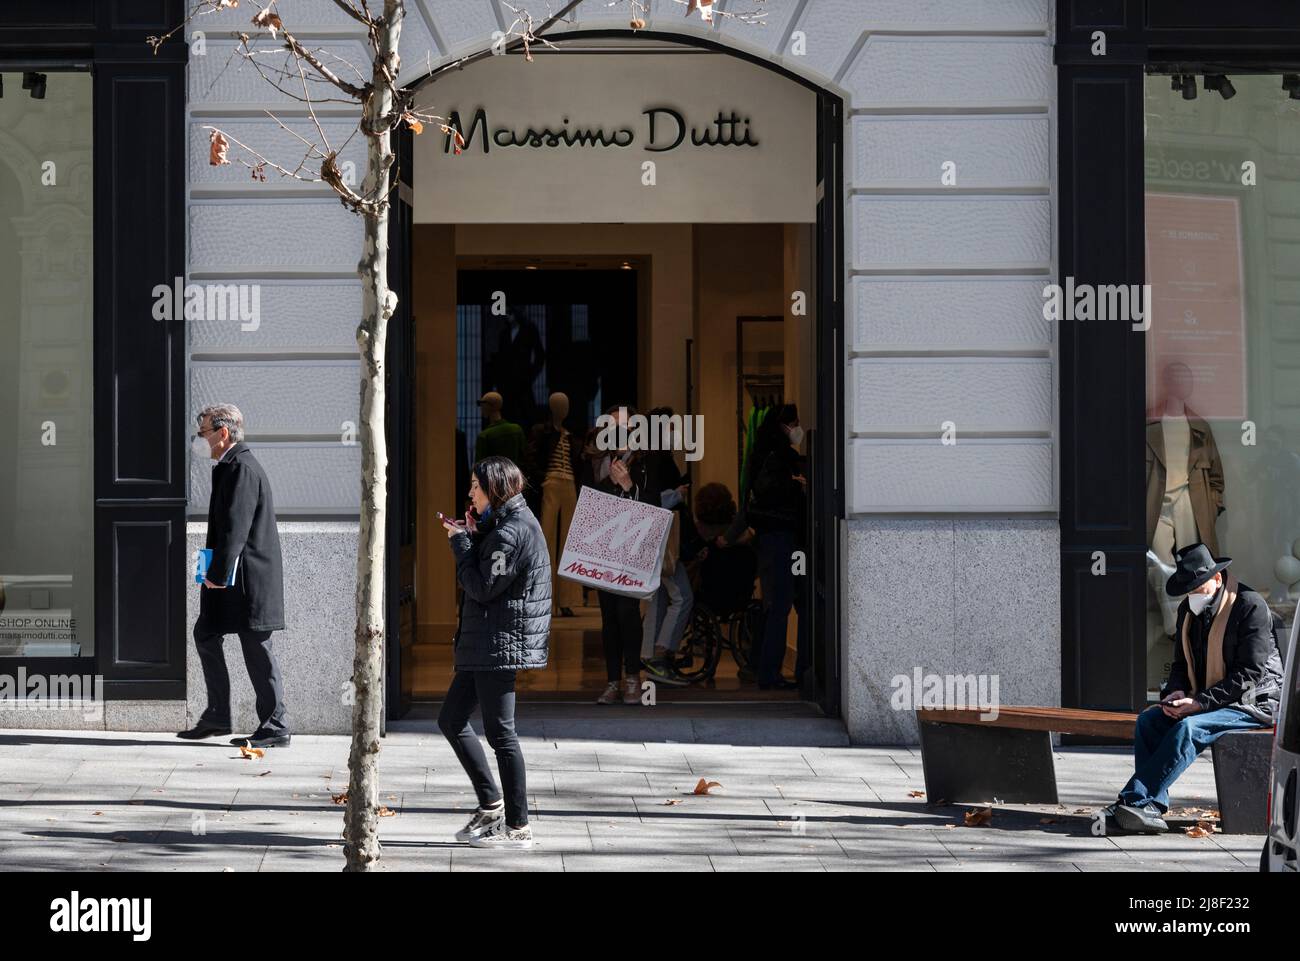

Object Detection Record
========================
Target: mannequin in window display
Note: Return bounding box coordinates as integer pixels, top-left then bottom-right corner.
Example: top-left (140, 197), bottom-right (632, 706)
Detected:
top-left (524, 392), bottom-right (582, 617)
top-left (474, 391), bottom-right (526, 467)
top-left (1145, 362), bottom-right (1226, 687)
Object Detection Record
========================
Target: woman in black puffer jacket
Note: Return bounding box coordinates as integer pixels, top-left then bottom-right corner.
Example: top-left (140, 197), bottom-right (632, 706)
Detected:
top-left (439, 456), bottom-right (551, 850)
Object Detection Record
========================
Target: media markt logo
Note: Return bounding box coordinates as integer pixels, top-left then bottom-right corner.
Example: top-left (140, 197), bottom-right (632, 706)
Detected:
top-left (50, 891), bottom-right (152, 941)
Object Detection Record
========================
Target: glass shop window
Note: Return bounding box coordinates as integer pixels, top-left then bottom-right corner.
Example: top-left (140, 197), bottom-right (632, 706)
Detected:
top-left (1143, 71), bottom-right (1300, 695)
top-left (0, 71), bottom-right (94, 658)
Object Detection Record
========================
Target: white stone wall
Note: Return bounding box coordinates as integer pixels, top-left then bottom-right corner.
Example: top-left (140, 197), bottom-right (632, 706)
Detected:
top-left (184, 0), bottom-right (1061, 741)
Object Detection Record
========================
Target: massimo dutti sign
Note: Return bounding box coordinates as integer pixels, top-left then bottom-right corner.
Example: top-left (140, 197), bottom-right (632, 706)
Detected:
top-left (414, 54), bottom-right (815, 224)
top-left (442, 107), bottom-right (761, 152)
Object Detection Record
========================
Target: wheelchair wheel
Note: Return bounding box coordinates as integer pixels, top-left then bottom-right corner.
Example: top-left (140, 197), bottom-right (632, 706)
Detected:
top-left (728, 599), bottom-right (763, 671)
top-left (670, 606), bottom-right (722, 683)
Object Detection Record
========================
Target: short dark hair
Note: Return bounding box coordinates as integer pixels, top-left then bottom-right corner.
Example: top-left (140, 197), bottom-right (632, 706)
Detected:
top-left (472, 456), bottom-right (526, 508)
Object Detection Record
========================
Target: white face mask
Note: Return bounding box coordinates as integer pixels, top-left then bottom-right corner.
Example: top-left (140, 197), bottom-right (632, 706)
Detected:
top-left (1187, 591), bottom-right (1215, 615)
top-left (786, 425), bottom-right (804, 447)
top-left (191, 435), bottom-right (213, 461)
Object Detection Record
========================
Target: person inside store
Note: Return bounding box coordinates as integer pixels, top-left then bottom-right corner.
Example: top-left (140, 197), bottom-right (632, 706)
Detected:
top-left (439, 456), bottom-right (551, 850)
top-left (639, 406), bottom-right (694, 687)
top-left (584, 404), bottom-right (664, 705)
top-left (1103, 543), bottom-right (1284, 833)
top-left (180, 403), bottom-right (290, 749)
top-left (743, 403), bottom-right (808, 691)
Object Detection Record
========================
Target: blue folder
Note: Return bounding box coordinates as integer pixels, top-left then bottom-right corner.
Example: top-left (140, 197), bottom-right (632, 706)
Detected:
top-left (194, 549), bottom-right (239, 587)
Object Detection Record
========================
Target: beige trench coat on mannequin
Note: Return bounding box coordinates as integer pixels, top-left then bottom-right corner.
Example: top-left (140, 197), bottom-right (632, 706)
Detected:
top-left (1145, 411), bottom-right (1226, 556)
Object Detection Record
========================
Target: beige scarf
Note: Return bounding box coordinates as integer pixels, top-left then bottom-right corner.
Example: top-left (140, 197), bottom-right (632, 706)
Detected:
top-left (1180, 572), bottom-right (1235, 695)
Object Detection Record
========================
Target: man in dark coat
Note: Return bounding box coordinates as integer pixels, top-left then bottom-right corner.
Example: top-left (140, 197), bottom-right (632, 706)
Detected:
top-left (178, 404), bottom-right (290, 748)
top-left (1105, 543), bottom-right (1284, 833)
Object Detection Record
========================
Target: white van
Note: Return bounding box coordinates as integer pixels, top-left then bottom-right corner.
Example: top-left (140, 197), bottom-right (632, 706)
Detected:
top-left (1262, 613), bottom-right (1299, 872)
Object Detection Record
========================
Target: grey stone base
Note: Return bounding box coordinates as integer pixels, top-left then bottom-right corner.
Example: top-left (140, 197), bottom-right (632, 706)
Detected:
top-left (0, 700), bottom-right (187, 732)
top-left (842, 517), bottom-right (1060, 745)
top-left (186, 521), bottom-right (358, 735)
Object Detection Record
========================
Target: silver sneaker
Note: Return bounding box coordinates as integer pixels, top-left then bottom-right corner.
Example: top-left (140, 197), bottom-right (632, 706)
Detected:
top-left (1115, 802), bottom-right (1169, 834)
top-left (454, 803), bottom-right (505, 842)
top-left (468, 822), bottom-right (534, 850)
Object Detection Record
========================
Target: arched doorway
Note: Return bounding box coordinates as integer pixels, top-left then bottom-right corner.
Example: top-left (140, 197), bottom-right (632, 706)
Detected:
top-left (385, 29), bottom-right (844, 721)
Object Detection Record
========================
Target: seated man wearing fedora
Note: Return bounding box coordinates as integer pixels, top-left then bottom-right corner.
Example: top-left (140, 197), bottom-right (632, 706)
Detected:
top-left (1105, 542), bottom-right (1284, 833)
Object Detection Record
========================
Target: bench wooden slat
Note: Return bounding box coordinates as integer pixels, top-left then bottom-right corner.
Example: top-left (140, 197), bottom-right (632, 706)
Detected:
top-left (916, 705), bottom-right (1138, 739)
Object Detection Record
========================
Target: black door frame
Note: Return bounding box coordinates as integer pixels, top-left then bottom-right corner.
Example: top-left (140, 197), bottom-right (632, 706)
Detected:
top-left (391, 29), bottom-right (846, 719)
top-left (0, 2), bottom-right (188, 702)
top-left (1055, 0), bottom-right (1300, 710)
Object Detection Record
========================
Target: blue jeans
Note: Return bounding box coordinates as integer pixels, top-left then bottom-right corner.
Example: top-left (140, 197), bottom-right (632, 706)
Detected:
top-left (1118, 705), bottom-right (1266, 812)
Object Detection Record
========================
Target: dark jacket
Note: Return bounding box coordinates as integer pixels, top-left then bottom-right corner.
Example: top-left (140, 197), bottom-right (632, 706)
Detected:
top-left (747, 441), bottom-right (806, 541)
top-left (448, 492), bottom-right (551, 671)
top-left (198, 443), bottom-right (285, 634)
top-left (1164, 581), bottom-right (1285, 724)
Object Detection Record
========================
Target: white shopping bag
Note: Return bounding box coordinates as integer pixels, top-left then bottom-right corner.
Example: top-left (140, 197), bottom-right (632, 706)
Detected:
top-left (558, 486), bottom-right (674, 598)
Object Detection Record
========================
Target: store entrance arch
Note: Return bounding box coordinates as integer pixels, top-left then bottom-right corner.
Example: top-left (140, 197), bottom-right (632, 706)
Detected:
top-left (385, 30), bottom-right (845, 721)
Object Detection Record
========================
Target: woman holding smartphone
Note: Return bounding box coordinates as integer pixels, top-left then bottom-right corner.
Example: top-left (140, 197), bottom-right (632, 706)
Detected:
top-left (439, 456), bottom-right (551, 849)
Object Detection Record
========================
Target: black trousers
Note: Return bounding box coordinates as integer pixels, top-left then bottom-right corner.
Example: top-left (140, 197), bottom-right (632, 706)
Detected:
top-left (438, 669), bottom-right (528, 828)
top-left (598, 589), bottom-right (643, 683)
top-left (193, 624), bottom-right (289, 735)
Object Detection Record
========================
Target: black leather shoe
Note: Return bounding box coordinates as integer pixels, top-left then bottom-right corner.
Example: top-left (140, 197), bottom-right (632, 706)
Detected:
top-left (177, 722), bottom-right (232, 740)
top-left (758, 677), bottom-right (798, 691)
top-left (232, 731), bottom-right (292, 749)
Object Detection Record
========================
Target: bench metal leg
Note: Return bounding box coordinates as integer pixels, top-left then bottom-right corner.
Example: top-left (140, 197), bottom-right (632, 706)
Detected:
top-left (919, 721), bottom-right (1059, 805)
top-left (1211, 733), bottom-right (1272, 835)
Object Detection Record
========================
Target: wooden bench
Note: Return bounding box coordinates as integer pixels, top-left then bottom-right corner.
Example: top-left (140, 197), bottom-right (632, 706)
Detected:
top-left (915, 705), bottom-right (1273, 833)
top-left (916, 706), bottom-right (1137, 806)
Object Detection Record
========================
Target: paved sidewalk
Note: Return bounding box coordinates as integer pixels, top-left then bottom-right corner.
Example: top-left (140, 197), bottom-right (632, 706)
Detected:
top-left (0, 725), bottom-right (1263, 872)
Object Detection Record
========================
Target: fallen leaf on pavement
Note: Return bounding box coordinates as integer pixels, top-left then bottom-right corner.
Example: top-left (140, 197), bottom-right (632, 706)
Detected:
top-left (1184, 820), bottom-right (1219, 838)
top-left (238, 745), bottom-right (265, 760)
top-left (377, 806), bottom-right (396, 817)
top-left (692, 778), bottom-right (722, 796)
top-left (964, 806), bottom-right (993, 827)
top-left (908, 790), bottom-right (926, 798)
top-left (332, 792), bottom-right (348, 805)
top-left (256, 770), bottom-right (271, 777)
top-left (662, 798), bottom-right (684, 805)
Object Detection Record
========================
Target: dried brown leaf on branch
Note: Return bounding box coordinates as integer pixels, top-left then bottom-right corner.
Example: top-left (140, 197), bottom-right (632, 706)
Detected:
top-left (209, 129), bottom-right (230, 166)
top-left (402, 113), bottom-right (424, 136)
top-left (630, 18), bottom-right (646, 29)
top-left (438, 125), bottom-right (466, 155)
top-left (251, 8), bottom-right (283, 40)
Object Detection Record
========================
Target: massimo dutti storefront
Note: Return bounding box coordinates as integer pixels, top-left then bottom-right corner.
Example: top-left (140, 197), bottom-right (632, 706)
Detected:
top-left (4, 1), bottom-right (1294, 742)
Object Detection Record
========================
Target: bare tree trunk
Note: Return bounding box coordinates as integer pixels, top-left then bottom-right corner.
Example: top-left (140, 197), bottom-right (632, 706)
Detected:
top-left (344, 0), bottom-right (402, 873)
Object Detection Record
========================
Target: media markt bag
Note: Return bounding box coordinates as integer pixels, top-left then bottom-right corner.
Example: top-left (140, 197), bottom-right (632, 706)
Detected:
top-left (558, 486), bottom-right (674, 598)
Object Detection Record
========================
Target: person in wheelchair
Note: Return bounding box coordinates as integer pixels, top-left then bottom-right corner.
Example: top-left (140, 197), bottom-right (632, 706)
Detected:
top-left (656, 483), bottom-right (760, 685)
